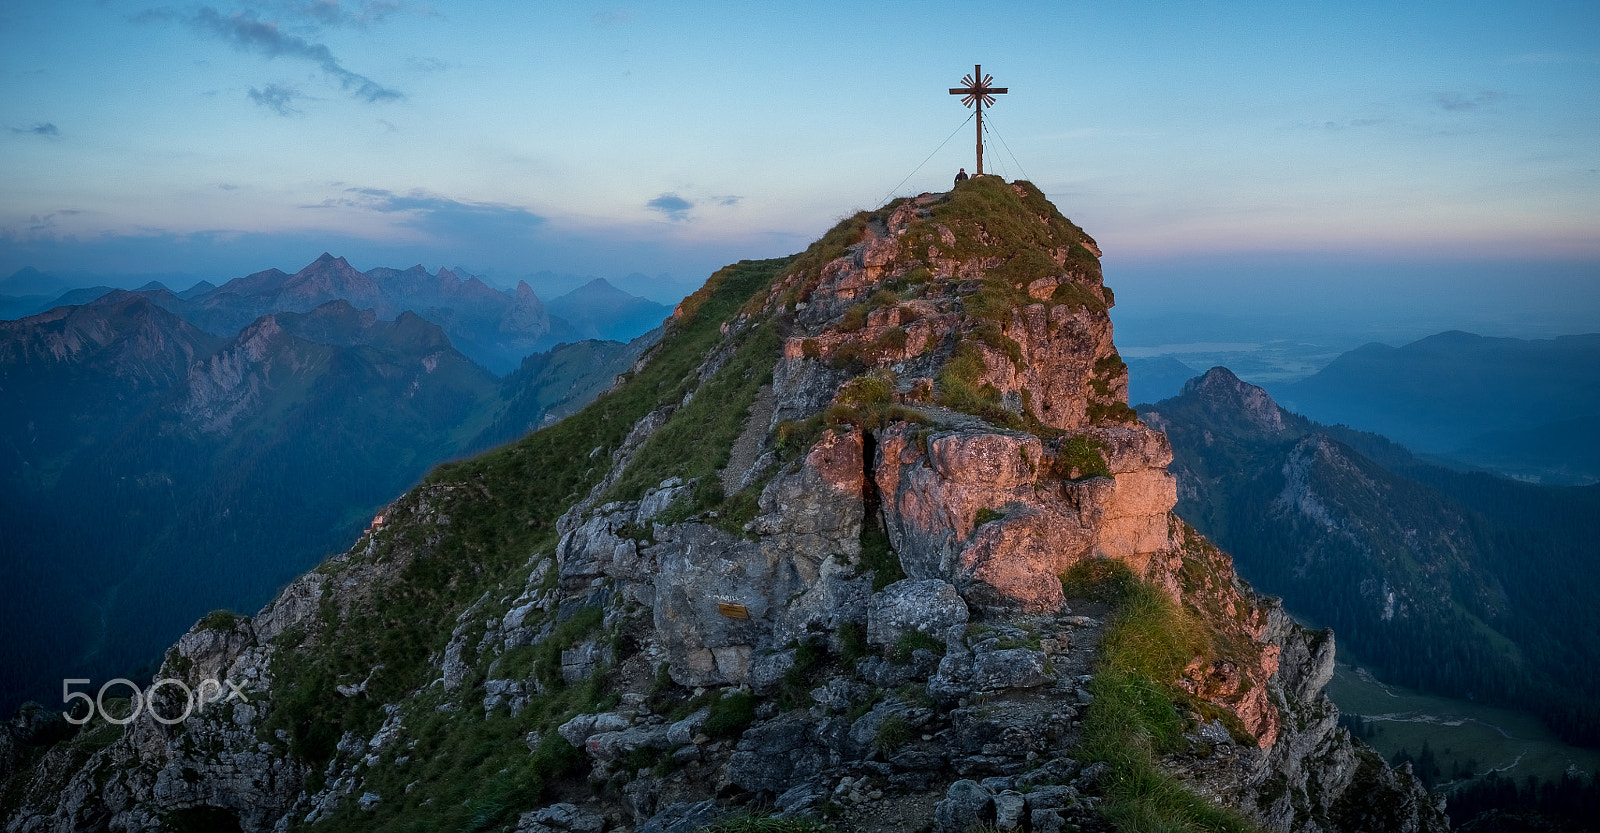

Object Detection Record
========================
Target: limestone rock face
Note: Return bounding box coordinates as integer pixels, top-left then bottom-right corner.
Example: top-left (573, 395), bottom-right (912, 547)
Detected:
top-left (874, 422), bottom-right (1176, 611)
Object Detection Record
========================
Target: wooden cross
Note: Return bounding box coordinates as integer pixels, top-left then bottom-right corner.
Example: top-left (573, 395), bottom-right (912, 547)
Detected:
top-left (949, 64), bottom-right (1007, 176)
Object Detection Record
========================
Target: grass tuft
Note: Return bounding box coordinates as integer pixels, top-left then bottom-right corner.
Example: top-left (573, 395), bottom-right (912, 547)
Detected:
top-left (1067, 560), bottom-right (1262, 833)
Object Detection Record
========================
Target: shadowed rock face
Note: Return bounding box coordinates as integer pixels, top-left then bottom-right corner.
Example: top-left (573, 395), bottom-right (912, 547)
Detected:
top-left (0, 181), bottom-right (1445, 833)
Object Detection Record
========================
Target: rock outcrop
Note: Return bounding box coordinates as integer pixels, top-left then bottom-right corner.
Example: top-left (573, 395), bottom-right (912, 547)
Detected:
top-left (0, 178), bottom-right (1446, 833)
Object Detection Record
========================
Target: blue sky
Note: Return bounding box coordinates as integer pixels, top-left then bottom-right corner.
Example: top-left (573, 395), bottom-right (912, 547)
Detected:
top-left (2, 0), bottom-right (1597, 332)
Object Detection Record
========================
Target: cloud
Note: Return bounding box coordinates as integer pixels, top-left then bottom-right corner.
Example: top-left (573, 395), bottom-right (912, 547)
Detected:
top-left (1434, 91), bottom-right (1503, 112)
top-left (217, 183), bottom-right (240, 190)
top-left (10, 123), bottom-right (60, 137)
top-left (310, 1), bottom-right (410, 28)
top-left (1057, 127), bottom-right (1160, 140)
top-left (1318, 118), bottom-right (1383, 131)
top-left (334, 187), bottom-right (548, 242)
top-left (406, 56), bottom-right (447, 73)
top-left (247, 83), bottom-right (306, 115)
top-left (20, 210), bottom-right (83, 237)
top-left (1503, 52), bottom-right (1599, 66)
top-left (709, 195), bottom-right (742, 207)
top-left (647, 194), bottom-right (693, 221)
top-left (191, 7), bottom-right (404, 103)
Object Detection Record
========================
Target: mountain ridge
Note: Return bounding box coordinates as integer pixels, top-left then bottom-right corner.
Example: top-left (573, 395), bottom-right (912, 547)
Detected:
top-left (0, 291), bottom-right (657, 722)
top-left (3, 257), bottom-right (672, 376)
top-left (0, 180), bottom-right (1440, 833)
top-left (1270, 331), bottom-right (1600, 483)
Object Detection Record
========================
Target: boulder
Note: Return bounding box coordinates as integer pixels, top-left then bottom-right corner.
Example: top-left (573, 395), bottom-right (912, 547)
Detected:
top-left (726, 716), bottom-right (830, 793)
top-left (971, 648), bottom-right (1053, 691)
top-left (867, 579), bottom-right (968, 648)
top-left (933, 779), bottom-right (995, 833)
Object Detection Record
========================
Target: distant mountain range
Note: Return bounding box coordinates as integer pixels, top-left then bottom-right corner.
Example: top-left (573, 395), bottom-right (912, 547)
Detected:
top-left (1125, 355), bottom-right (1199, 405)
top-left (1270, 330), bottom-right (1600, 484)
top-left (1142, 367), bottom-right (1600, 746)
top-left (0, 261), bottom-right (666, 714)
top-left (0, 259), bottom-right (673, 375)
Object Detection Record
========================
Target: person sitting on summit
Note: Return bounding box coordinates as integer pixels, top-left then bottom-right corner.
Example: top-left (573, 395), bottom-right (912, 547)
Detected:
top-left (954, 167), bottom-right (969, 186)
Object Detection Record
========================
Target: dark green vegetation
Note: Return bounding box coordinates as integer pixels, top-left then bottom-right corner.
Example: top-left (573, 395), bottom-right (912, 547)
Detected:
top-left (1272, 330), bottom-right (1600, 483)
top-left (1447, 770), bottom-right (1600, 832)
top-left (1145, 368), bottom-right (1600, 747)
top-left (1055, 434), bottom-right (1111, 480)
top-left (0, 290), bottom-right (648, 717)
top-left (1063, 560), bottom-right (1261, 833)
top-left (1327, 653), bottom-right (1600, 790)
top-left (1327, 651), bottom-right (1600, 831)
top-left (255, 256), bottom-right (794, 831)
top-left (603, 314), bottom-right (780, 505)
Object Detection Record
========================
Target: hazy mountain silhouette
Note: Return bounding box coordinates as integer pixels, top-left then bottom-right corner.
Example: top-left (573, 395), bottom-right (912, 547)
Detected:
top-left (0, 288), bottom-right (657, 715)
top-left (1271, 331), bottom-right (1600, 483)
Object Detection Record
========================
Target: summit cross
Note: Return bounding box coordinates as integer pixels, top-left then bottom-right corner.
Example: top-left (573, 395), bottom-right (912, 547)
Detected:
top-left (949, 64), bottom-right (1007, 176)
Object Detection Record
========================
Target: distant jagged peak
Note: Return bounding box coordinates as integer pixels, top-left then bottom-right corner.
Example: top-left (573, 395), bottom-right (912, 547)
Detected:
top-left (564, 276), bottom-right (627, 299)
top-left (178, 279), bottom-right (216, 300)
top-left (309, 251), bottom-right (344, 267)
top-left (291, 252), bottom-right (365, 282)
top-left (513, 279), bottom-right (542, 303)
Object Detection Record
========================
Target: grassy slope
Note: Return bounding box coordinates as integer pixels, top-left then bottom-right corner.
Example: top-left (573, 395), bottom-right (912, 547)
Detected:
top-left (258, 256), bottom-right (792, 832)
top-left (1065, 560), bottom-right (1263, 833)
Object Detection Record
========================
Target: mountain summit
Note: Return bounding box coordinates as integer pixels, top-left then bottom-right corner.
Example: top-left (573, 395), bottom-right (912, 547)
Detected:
top-left (0, 179), bottom-right (1442, 832)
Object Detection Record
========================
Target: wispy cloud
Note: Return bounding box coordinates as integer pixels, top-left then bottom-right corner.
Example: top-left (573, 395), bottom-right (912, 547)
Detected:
top-left (646, 193), bottom-right (693, 221)
top-left (189, 1), bottom-right (418, 28)
top-left (1317, 118), bottom-right (1383, 131)
top-left (315, 187), bottom-right (548, 241)
top-left (1434, 90), bottom-right (1504, 112)
top-left (247, 83), bottom-right (306, 115)
top-left (406, 56), bottom-right (447, 73)
top-left (191, 7), bottom-right (404, 103)
top-left (20, 210), bottom-right (83, 237)
top-left (10, 122), bottom-right (60, 137)
top-left (708, 195), bottom-right (742, 207)
top-left (1056, 127), bottom-right (1160, 141)
top-left (1503, 52), bottom-right (1598, 65)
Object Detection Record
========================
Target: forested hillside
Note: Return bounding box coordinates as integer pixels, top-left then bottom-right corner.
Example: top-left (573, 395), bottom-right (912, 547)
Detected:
top-left (1143, 367), bottom-right (1600, 746)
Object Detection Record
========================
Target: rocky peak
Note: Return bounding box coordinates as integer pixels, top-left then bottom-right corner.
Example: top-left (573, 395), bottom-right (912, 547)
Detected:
top-left (0, 181), bottom-right (1445, 833)
top-left (1179, 366), bottom-right (1290, 436)
top-left (282, 253), bottom-right (384, 307)
top-left (763, 178), bottom-right (1127, 432)
top-left (501, 279), bottom-right (550, 334)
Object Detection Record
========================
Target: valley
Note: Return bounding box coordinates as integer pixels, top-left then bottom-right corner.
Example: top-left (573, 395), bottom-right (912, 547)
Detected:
top-left (0, 262), bottom-right (667, 718)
